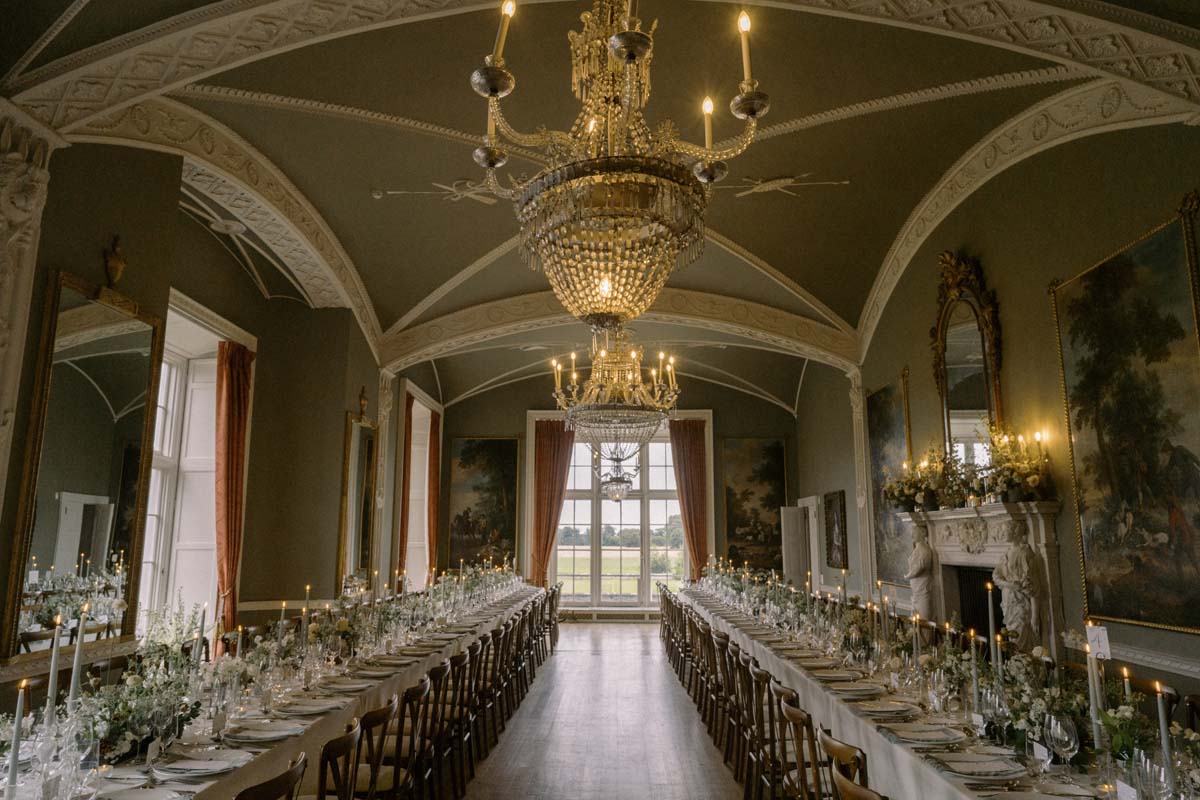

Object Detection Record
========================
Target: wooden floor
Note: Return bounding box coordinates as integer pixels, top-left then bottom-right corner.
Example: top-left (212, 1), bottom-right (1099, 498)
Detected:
top-left (466, 622), bottom-right (743, 800)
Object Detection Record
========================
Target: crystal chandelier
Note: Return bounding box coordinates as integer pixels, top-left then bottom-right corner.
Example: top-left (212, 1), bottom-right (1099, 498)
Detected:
top-left (551, 326), bottom-right (679, 478)
top-left (470, 0), bottom-right (770, 329)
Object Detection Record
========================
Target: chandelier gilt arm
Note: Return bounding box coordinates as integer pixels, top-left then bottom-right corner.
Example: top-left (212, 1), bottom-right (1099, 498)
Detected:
top-left (664, 116), bottom-right (759, 163)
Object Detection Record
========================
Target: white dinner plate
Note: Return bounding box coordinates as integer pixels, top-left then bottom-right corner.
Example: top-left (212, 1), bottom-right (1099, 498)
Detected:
top-left (851, 699), bottom-right (919, 716)
top-left (881, 724), bottom-right (967, 745)
top-left (98, 789), bottom-right (181, 800)
top-left (809, 669), bottom-right (862, 682)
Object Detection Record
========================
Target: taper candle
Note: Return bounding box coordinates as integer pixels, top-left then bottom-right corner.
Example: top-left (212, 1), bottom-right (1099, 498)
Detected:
top-left (67, 603), bottom-right (89, 713)
top-left (6, 680), bottom-right (26, 794)
top-left (493, 0), bottom-right (516, 61)
top-left (1122, 667), bottom-right (1132, 703)
top-left (44, 616), bottom-right (62, 721)
top-left (702, 97), bottom-right (713, 149)
top-left (737, 12), bottom-right (753, 83)
top-left (1155, 681), bottom-right (1175, 790)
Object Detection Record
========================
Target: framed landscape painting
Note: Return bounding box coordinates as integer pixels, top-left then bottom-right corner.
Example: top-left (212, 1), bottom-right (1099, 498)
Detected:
top-left (723, 438), bottom-right (786, 570)
top-left (1051, 192), bottom-right (1200, 633)
top-left (823, 490), bottom-right (848, 570)
top-left (448, 438), bottom-right (519, 568)
top-left (866, 369), bottom-right (913, 585)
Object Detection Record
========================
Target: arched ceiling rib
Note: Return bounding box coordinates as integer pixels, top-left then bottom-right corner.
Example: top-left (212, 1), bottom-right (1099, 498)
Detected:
top-left (65, 96), bottom-right (383, 356)
top-left (381, 289), bottom-right (859, 373)
top-left (856, 77), bottom-right (1198, 355)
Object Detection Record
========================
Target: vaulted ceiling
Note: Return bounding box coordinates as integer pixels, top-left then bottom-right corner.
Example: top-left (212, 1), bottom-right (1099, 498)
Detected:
top-left (5, 0), bottom-right (1199, 411)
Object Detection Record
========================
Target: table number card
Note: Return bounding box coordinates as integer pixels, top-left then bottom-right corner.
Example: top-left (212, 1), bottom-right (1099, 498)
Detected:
top-left (1116, 779), bottom-right (1137, 800)
top-left (1086, 624), bottom-right (1111, 659)
top-left (145, 737), bottom-right (161, 765)
top-left (1032, 741), bottom-right (1049, 764)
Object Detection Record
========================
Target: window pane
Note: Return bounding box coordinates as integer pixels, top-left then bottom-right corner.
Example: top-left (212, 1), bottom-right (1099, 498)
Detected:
top-left (600, 444), bottom-right (638, 491)
top-left (650, 498), bottom-right (685, 597)
top-left (557, 498), bottom-right (592, 605)
top-left (600, 500), bottom-right (641, 603)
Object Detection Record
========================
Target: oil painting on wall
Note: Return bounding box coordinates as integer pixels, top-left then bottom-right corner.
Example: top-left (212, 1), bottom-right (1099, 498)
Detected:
top-left (867, 371), bottom-right (913, 585)
top-left (448, 438), bottom-right (519, 567)
top-left (723, 438), bottom-right (786, 570)
top-left (1052, 195), bottom-right (1200, 632)
top-left (824, 490), bottom-right (848, 570)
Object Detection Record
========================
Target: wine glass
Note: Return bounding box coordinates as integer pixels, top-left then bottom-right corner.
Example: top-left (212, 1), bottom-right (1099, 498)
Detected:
top-left (1046, 713), bottom-right (1079, 778)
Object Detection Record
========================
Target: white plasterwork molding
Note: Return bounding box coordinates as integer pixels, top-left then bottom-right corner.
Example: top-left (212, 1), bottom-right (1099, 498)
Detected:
top-left (704, 230), bottom-right (855, 335)
top-left (1, 0), bottom-right (95, 88)
top-left (53, 304), bottom-right (147, 351)
top-left (66, 97), bottom-right (383, 357)
top-left (13, 0), bottom-right (1200, 131)
top-left (857, 78), bottom-right (1196, 357)
top-left (754, 66), bottom-right (1083, 144)
top-left (380, 288), bottom-right (859, 372)
top-left (742, 0), bottom-right (1200, 104)
top-left (170, 85), bottom-right (548, 167)
top-left (387, 237), bottom-right (521, 335)
top-left (1062, 638), bottom-right (1200, 681)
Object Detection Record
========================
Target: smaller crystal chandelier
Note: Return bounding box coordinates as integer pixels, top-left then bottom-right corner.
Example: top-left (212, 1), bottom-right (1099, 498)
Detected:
top-left (551, 326), bottom-right (679, 475)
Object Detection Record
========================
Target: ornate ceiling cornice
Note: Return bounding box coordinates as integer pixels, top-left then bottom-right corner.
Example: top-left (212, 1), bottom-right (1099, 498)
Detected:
top-left (857, 78), bottom-right (1197, 356)
top-left (67, 96), bottom-right (383, 354)
top-left (9, 0), bottom-right (1200, 132)
top-left (380, 288), bottom-right (859, 373)
top-left (759, 0), bottom-right (1200, 103)
top-left (170, 85), bottom-right (549, 166)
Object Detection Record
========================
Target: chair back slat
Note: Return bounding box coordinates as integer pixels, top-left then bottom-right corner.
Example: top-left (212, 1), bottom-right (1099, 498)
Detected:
top-left (235, 753), bottom-right (307, 800)
top-left (316, 719), bottom-right (361, 800)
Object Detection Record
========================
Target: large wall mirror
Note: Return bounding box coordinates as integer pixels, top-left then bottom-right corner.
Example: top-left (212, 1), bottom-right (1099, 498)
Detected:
top-left (2, 272), bottom-right (164, 660)
top-left (337, 389), bottom-right (377, 592)
top-left (930, 251), bottom-right (1002, 463)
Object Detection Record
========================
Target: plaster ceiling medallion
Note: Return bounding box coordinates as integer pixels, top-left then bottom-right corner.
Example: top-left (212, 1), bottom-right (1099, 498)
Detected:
top-left (370, 180), bottom-right (497, 205)
top-left (209, 218), bottom-right (247, 235)
top-left (715, 174), bottom-right (851, 198)
top-left (468, 0), bottom-right (770, 330)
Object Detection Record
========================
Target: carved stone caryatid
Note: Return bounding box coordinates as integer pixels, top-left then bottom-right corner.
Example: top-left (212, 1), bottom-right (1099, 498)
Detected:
top-left (991, 519), bottom-right (1043, 653)
top-left (0, 100), bottom-right (64, 525)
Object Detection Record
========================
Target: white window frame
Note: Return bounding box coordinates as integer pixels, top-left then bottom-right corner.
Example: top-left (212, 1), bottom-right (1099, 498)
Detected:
top-left (523, 409), bottom-right (714, 609)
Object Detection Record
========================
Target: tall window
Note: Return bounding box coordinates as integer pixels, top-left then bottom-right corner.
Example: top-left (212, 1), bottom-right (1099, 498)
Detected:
top-left (555, 436), bottom-right (685, 607)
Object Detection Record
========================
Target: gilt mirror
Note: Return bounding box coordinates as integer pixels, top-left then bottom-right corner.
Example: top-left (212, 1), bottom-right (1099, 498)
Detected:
top-left (337, 389), bottom-right (377, 592)
top-left (2, 272), bottom-right (164, 659)
top-left (930, 251), bottom-right (1002, 465)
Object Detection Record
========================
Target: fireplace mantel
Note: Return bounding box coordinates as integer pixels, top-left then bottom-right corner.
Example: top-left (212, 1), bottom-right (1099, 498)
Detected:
top-left (895, 501), bottom-right (1065, 660)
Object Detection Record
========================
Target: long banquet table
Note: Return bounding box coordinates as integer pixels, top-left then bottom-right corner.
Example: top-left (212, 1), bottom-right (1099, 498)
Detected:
top-left (190, 585), bottom-right (542, 798)
top-left (680, 587), bottom-right (995, 800)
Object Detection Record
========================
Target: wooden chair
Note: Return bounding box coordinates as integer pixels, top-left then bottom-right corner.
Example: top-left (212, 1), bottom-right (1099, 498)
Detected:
top-left (818, 730), bottom-right (869, 792)
top-left (299, 719), bottom-right (361, 800)
top-left (236, 753), bottom-right (308, 800)
top-left (831, 770), bottom-right (887, 800)
top-left (377, 677), bottom-right (431, 800)
top-left (780, 695), bottom-right (827, 800)
top-left (355, 695), bottom-right (399, 799)
top-left (470, 632), bottom-right (493, 760)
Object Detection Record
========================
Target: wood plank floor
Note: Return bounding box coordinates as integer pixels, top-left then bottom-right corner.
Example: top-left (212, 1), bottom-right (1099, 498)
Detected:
top-left (466, 622), bottom-right (743, 800)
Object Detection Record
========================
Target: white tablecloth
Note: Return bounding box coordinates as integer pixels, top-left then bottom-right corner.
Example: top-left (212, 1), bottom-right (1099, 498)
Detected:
top-left (195, 586), bottom-right (542, 798)
top-left (680, 587), bottom-right (982, 800)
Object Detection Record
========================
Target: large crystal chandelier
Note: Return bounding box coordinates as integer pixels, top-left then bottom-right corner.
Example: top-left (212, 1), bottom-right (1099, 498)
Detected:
top-left (469, 0), bottom-right (770, 328)
top-left (469, 0), bottom-right (768, 476)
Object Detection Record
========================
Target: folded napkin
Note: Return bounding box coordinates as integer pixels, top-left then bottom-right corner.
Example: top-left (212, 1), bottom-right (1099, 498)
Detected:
top-left (934, 753), bottom-right (1022, 776)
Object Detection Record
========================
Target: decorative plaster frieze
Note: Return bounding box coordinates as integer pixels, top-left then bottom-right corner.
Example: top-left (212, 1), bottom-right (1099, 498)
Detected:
top-left (10, 0), bottom-right (1200, 132)
top-left (170, 85), bottom-right (548, 166)
top-left (380, 288), bottom-right (859, 372)
top-left (53, 304), bottom-right (148, 351)
top-left (67, 97), bottom-right (382, 355)
top-left (0, 99), bottom-right (65, 541)
top-left (857, 78), bottom-right (1196, 356)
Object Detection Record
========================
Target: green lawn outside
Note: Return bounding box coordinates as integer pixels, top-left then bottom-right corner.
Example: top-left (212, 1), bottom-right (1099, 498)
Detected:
top-left (556, 546), bottom-right (684, 603)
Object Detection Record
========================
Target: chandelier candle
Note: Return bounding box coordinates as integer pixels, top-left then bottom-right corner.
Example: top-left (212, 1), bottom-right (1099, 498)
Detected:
top-left (493, 0), bottom-right (515, 61)
top-left (702, 97), bottom-right (714, 149)
top-left (738, 12), bottom-right (753, 82)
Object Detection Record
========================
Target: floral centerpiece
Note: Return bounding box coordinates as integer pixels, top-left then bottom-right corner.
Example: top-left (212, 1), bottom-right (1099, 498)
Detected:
top-left (995, 647), bottom-right (1090, 742)
top-left (1099, 702), bottom-right (1155, 760)
top-left (985, 425), bottom-right (1052, 502)
top-left (1170, 723), bottom-right (1200, 792)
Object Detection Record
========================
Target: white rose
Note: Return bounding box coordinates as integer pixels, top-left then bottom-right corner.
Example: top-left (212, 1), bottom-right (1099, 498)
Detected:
top-left (1031, 646), bottom-right (1046, 659)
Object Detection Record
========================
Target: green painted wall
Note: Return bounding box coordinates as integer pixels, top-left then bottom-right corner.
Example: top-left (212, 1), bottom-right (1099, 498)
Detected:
top-left (1, 144), bottom-right (381, 639)
top-left (795, 123), bottom-right (1200, 688)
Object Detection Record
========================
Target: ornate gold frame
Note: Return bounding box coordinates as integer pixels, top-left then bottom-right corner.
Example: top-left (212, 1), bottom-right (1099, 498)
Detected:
top-left (1050, 190), bottom-right (1200, 635)
top-left (900, 365), bottom-right (914, 464)
top-left (336, 388), bottom-right (378, 588)
top-left (1, 271), bottom-right (165, 660)
top-left (446, 436), bottom-right (522, 570)
top-left (930, 250), bottom-right (1003, 449)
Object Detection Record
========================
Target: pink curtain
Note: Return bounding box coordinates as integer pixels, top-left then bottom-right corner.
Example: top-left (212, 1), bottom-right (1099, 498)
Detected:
top-left (427, 410), bottom-right (441, 574)
top-left (669, 418), bottom-right (708, 576)
top-left (215, 341), bottom-right (255, 638)
top-left (530, 420), bottom-right (575, 587)
top-left (396, 395), bottom-right (415, 575)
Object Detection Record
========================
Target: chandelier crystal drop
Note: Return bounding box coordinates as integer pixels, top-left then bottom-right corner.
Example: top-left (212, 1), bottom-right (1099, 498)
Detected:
top-left (471, 0), bottom-right (770, 330)
top-left (551, 326), bottom-right (679, 469)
